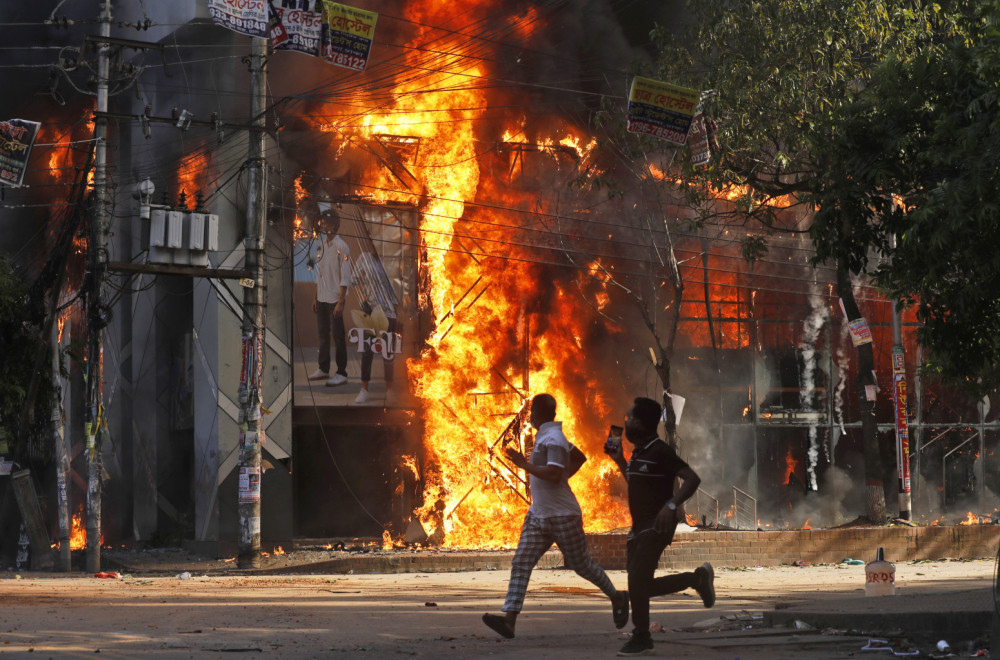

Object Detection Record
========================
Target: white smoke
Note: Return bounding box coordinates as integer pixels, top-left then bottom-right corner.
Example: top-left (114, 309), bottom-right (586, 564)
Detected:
top-left (833, 324), bottom-right (850, 437)
top-left (799, 276), bottom-right (827, 491)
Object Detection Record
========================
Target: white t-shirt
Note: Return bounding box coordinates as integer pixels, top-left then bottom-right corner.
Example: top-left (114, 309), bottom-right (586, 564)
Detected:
top-left (315, 234), bottom-right (351, 304)
top-left (527, 421), bottom-right (582, 518)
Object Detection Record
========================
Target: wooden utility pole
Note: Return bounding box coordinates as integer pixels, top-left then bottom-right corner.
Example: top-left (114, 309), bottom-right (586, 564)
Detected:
top-left (85, 0), bottom-right (112, 573)
top-left (237, 36), bottom-right (268, 569)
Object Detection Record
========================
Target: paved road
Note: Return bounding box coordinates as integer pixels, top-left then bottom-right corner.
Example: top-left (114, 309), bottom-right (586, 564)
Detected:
top-left (0, 560), bottom-right (995, 658)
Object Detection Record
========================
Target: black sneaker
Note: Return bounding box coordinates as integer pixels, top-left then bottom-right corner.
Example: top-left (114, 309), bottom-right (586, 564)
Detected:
top-left (617, 634), bottom-right (654, 656)
top-left (694, 562), bottom-right (715, 608)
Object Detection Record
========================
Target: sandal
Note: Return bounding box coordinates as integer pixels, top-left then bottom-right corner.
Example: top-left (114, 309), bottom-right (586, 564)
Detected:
top-left (482, 613), bottom-right (515, 639)
top-left (613, 590), bottom-right (630, 629)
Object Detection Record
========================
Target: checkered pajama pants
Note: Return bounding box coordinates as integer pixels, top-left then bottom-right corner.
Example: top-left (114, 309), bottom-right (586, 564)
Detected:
top-left (502, 512), bottom-right (617, 613)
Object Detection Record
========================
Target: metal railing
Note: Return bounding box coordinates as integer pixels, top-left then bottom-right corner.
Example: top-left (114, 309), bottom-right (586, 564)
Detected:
top-left (690, 488), bottom-right (719, 528)
top-left (732, 487), bottom-right (757, 530)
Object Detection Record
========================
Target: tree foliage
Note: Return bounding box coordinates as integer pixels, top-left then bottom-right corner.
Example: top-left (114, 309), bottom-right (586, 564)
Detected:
top-left (656, 1), bottom-right (960, 219)
top-left (651, 1), bottom-right (1000, 396)
top-left (812, 2), bottom-right (1000, 395)
top-left (637, 0), bottom-right (990, 520)
top-left (0, 255), bottom-right (55, 462)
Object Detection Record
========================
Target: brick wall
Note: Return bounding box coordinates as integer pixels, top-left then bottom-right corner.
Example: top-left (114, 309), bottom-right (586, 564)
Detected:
top-left (585, 525), bottom-right (1000, 570)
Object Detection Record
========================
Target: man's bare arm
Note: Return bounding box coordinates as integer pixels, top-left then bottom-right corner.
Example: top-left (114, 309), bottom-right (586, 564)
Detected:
top-left (504, 448), bottom-right (562, 483)
top-left (653, 466), bottom-right (701, 533)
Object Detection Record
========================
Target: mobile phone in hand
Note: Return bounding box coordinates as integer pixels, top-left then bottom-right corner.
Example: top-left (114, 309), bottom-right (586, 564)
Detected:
top-left (604, 425), bottom-right (623, 454)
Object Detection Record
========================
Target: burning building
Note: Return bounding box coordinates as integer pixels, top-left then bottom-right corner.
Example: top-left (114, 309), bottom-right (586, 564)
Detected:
top-left (0, 0), bottom-right (998, 567)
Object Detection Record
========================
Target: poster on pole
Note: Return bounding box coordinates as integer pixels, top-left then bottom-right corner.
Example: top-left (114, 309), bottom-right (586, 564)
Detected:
top-left (0, 118), bottom-right (41, 188)
top-left (626, 76), bottom-right (700, 144)
top-left (208, 0), bottom-right (268, 38)
top-left (847, 317), bottom-right (873, 346)
top-left (239, 466), bottom-right (261, 503)
top-left (321, 2), bottom-right (378, 71)
top-left (892, 346), bottom-right (912, 492)
top-left (271, 0), bottom-right (324, 56)
top-left (267, 1), bottom-right (289, 48)
top-left (688, 113), bottom-right (711, 167)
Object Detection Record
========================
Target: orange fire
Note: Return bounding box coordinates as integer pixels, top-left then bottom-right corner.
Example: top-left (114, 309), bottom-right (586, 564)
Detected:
top-left (959, 512), bottom-right (982, 525)
top-left (783, 447), bottom-right (798, 485)
top-left (62, 507), bottom-right (104, 550)
top-left (802, 519), bottom-right (812, 530)
top-left (678, 251), bottom-right (750, 349)
top-left (273, 546), bottom-right (286, 555)
top-left (382, 529), bottom-right (404, 550)
top-left (70, 510), bottom-right (86, 551)
top-left (174, 149), bottom-right (212, 207)
top-left (644, 163), bottom-right (794, 207)
top-left (292, 173), bottom-right (308, 239)
top-left (685, 513), bottom-right (698, 527)
top-left (313, 0), bottom-right (638, 547)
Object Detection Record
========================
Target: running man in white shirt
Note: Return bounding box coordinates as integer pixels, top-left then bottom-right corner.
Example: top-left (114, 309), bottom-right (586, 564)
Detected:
top-left (482, 393), bottom-right (629, 639)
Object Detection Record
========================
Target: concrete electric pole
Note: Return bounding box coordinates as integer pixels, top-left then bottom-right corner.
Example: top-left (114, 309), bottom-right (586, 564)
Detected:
top-left (237, 36), bottom-right (268, 569)
top-left (890, 234), bottom-right (912, 522)
top-left (85, 0), bottom-right (113, 573)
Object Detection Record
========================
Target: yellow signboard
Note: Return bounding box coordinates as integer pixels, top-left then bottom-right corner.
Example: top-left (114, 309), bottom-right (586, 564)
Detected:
top-left (626, 76), bottom-right (701, 145)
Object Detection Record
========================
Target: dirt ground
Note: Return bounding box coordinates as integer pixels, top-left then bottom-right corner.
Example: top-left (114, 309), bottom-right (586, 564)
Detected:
top-left (1, 555), bottom-right (996, 659)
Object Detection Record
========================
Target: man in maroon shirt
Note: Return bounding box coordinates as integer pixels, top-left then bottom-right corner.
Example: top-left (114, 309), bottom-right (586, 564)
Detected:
top-left (606, 396), bottom-right (715, 657)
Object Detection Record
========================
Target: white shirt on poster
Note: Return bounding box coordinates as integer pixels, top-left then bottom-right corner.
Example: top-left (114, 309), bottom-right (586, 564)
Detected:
top-left (315, 234), bottom-right (351, 304)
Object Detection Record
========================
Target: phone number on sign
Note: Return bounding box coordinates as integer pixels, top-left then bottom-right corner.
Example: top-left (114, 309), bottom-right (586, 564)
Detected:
top-left (328, 51), bottom-right (367, 70)
top-left (220, 17), bottom-right (267, 33)
top-left (627, 120), bottom-right (688, 144)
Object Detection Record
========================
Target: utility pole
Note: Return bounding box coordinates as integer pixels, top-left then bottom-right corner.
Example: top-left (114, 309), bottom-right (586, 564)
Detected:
top-left (237, 36), bottom-right (268, 569)
top-left (54, 320), bottom-right (71, 571)
top-left (85, 0), bottom-right (112, 573)
top-left (890, 235), bottom-right (912, 521)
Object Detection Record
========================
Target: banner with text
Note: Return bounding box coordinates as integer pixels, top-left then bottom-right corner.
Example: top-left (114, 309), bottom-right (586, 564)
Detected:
top-left (321, 2), bottom-right (378, 71)
top-left (207, 0), bottom-right (268, 38)
top-left (892, 347), bottom-right (912, 492)
top-left (272, 0), bottom-right (323, 56)
top-left (626, 77), bottom-right (700, 145)
top-left (0, 118), bottom-right (41, 188)
top-left (267, 1), bottom-right (289, 48)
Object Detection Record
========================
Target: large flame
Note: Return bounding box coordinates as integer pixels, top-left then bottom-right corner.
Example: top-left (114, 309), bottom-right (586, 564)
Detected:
top-left (319, 0), bottom-right (634, 547)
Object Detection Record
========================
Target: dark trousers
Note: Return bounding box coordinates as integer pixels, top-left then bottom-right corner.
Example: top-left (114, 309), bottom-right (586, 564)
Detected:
top-left (316, 301), bottom-right (347, 376)
top-left (626, 528), bottom-right (698, 635)
top-left (359, 316), bottom-right (397, 385)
